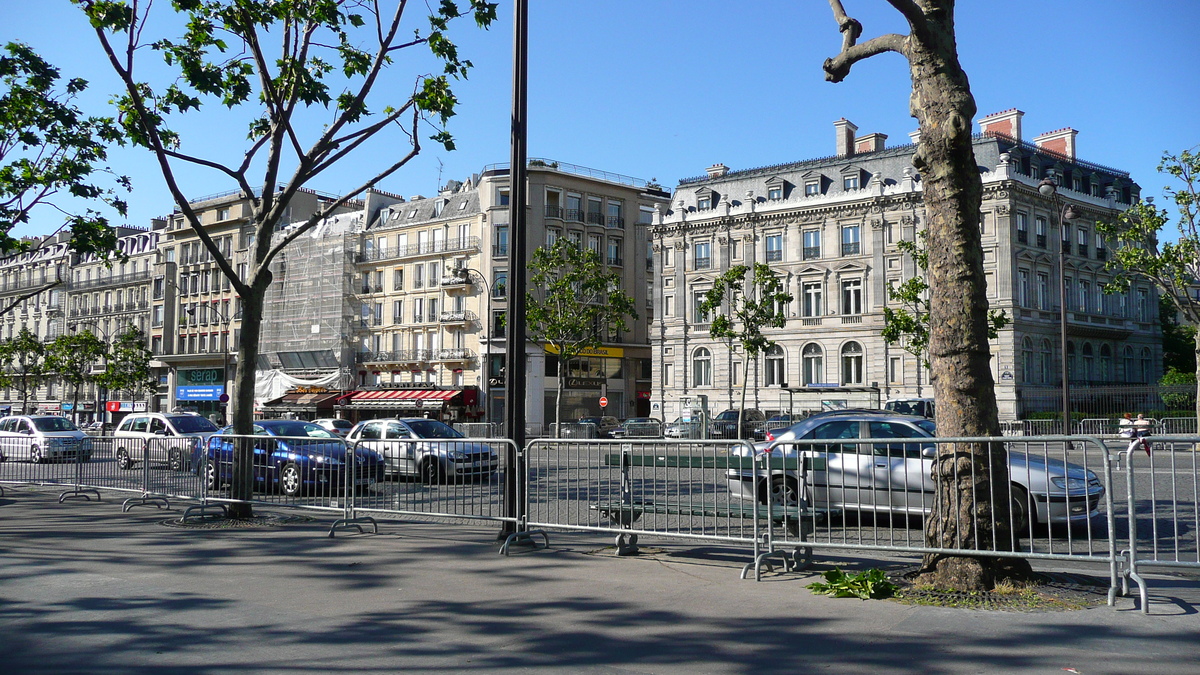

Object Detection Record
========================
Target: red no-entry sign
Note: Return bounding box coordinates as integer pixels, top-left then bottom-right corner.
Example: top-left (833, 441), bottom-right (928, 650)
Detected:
top-left (599, 396), bottom-right (608, 408)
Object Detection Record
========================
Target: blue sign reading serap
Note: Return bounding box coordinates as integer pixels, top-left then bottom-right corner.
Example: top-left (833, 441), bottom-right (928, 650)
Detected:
top-left (176, 385), bottom-right (225, 401)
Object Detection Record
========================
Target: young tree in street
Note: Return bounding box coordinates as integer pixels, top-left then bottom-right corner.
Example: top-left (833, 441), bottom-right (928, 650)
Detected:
top-left (45, 329), bottom-right (107, 424)
top-left (1098, 149), bottom-right (1200, 420)
top-left (698, 263), bottom-right (792, 440)
top-left (76, 0), bottom-right (496, 516)
top-left (821, 0), bottom-right (1029, 589)
top-left (98, 325), bottom-right (156, 406)
top-left (0, 42), bottom-right (130, 314)
top-left (882, 231), bottom-right (1008, 396)
top-left (526, 238), bottom-right (637, 437)
top-left (0, 326), bottom-right (47, 415)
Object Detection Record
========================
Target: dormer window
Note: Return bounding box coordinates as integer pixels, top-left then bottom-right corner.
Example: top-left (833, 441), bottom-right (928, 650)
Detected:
top-left (695, 187), bottom-right (718, 211)
top-left (765, 176), bottom-right (788, 201)
top-left (805, 181), bottom-right (820, 196)
top-left (840, 166), bottom-right (863, 191)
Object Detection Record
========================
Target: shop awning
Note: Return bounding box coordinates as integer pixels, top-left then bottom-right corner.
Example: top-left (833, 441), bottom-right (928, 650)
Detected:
top-left (262, 391), bottom-right (345, 411)
top-left (346, 389), bottom-right (460, 406)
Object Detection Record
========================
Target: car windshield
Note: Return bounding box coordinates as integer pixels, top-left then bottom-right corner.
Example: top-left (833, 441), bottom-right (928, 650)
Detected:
top-left (405, 419), bottom-right (463, 439)
top-left (915, 419), bottom-right (936, 435)
top-left (32, 417), bottom-right (78, 432)
top-left (329, 419), bottom-right (353, 429)
top-left (579, 417), bottom-right (601, 425)
top-left (715, 411), bottom-right (740, 420)
top-left (169, 415), bottom-right (219, 433)
top-left (263, 422), bottom-right (338, 438)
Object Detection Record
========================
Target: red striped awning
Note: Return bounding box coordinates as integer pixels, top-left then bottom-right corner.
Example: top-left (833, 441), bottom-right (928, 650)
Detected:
top-left (349, 389), bottom-right (459, 402)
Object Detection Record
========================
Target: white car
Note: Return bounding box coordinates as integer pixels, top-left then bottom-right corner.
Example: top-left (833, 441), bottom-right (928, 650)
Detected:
top-left (0, 415), bottom-right (93, 463)
top-left (114, 413), bottom-right (221, 471)
top-left (312, 418), bottom-right (354, 437)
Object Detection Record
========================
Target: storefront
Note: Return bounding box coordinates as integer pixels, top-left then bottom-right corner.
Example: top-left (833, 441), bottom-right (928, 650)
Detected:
top-left (260, 388), bottom-right (346, 420)
top-left (175, 367), bottom-right (228, 423)
top-left (336, 385), bottom-right (479, 423)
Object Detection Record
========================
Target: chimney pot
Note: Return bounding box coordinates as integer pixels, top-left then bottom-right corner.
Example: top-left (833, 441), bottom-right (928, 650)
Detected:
top-left (978, 108), bottom-right (1025, 141)
top-left (705, 163), bottom-right (729, 178)
top-left (834, 118), bottom-right (858, 158)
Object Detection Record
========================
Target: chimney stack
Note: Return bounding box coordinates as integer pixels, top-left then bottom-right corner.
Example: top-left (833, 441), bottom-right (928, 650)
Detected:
top-left (705, 163), bottom-right (729, 178)
top-left (978, 108), bottom-right (1024, 141)
top-left (834, 118), bottom-right (858, 158)
top-left (1033, 128), bottom-right (1078, 160)
top-left (855, 133), bottom-right (888, 154)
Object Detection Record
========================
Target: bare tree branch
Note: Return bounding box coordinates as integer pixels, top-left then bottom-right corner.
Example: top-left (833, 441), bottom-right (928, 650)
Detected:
top-left (823, 33), bottom-right (909, 83)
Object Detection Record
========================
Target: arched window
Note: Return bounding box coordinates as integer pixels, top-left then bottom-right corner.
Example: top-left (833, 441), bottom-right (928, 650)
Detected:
top-left (841, 341), bottom-right (864, 385)
top-left (1099, 344), bottom-right (1112, 381)
top-left (692, 347), bottom-right (712, 387)
top-left (1081, 343), bottom-right (1094, 381)
top-left (802, 343), bottom-right (823, 385)
top-left (1066, 341), bottom-right (1076, 381)
top-left (1040, 339), bottom-right (1053, 384)
top-left (764, 345), bottom-right (785, 387)
top-left (1124, 345), bottom-right (1135, 380)
top-left (1140, 347), bottom-right (1152, 383)
top-left (1022, 337), bottom-right (1034, 384)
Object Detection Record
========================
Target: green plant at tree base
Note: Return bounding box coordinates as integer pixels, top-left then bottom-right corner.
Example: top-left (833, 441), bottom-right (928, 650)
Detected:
top-left (806, 568), bottom-right (897, 600)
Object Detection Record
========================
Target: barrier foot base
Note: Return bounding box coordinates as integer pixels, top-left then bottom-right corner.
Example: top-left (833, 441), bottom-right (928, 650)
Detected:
top-left (58, 488), bottom-right (101, 503)
top-left (123, 494), bottom-right (170, 512)
top-left (181, 503), bottom-right (228, 523)
top-left (741, 544), bottom-right (813, 581)
top-left (614, 532), bottom-right (639, 556)
top-left (499, 529), bottom-right (549, 556)
top-left (329, 516), bottom-right (378, 538)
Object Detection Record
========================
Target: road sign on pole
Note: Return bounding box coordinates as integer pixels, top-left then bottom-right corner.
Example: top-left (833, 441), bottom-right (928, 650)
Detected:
top-left (599, 396), bottom-right (608, 408)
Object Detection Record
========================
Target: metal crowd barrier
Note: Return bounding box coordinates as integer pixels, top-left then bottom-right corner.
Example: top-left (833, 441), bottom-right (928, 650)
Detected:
top-left (1117, 435), bottom-right (1200, 613)
top-left (1158, 417), bottom-right (1198, 435)
top-left (452, 422), bottom-right (500, 438)
top-left (523, 438), bottom-right (819, 579)
top-left (620, 421), bottom-right (662, 438)
top-left (339, 436), bottom-right (519, 537)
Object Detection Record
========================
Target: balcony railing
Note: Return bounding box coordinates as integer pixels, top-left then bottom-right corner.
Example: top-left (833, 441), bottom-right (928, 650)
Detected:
top-left (606, 216), bottom-right (624, 229)
top-left (66, 270), bottom-right (152, 291)
top-left (765, 249), bottom-right (783, 262)
top-left (492, 244), bottom-right (509, 257)
top-left (694, 257), bottom-right (711, 270)
top-left (607, 256), bottom-right (623, 266)
top-left (1096, 248), bottom-right (1108, 261)
top-left (1036, 234), bottom-right (1047, 248)
top-left (439, 310), bottom-right (478, 324)
top-left (803, 246), bottom-right (820, 260)
top-left (545, 205), bottom-right (564, 219)
top-left (1016, 230), bottom-right (1028, 243)
top-left (358, 236), bottom-right (480, 263)
top-left (357, 349), bottom-right (436, 364)
top-left (1062, 241), bottom-right (1071, 254)
top-left (435, 348), bottom-right (475, 361)
top-left (1078, 243), bottom-right (1089, 257)
top-left (586, 212), bottom-right (605, 226)
top-left (841, 242), bottom-right (861, 256)
top-left (565, 209), bottom-right (585, 222)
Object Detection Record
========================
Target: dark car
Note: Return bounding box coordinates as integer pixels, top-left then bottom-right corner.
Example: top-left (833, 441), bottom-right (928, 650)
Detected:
top-left (195, 420), bottom-right (385, 497)
top-left (710, 409), bottom-right (766, 440)
top-left (576, 416), bottom-right (622, 439)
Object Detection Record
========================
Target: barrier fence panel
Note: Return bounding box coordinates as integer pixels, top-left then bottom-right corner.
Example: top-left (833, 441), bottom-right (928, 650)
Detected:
top-left (620, 421), bottom-right (663, 438)
top-left (346, 436), bottom-right (515, 527)
top-left (1118, 435), bottom-right (1200, 613)
top-left (1159, 418), bottom-right (1198, 435)
top-left (453, 422), bottom-right (499, 439)
top-left (0, 432), bottom-right (97, 494)
top-left (199, 433), bottom-right (379, 515)
top-left (524, 439), bottom-right (773, 556)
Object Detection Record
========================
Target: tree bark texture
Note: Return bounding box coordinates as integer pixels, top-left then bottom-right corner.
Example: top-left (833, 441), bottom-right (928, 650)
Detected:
top-left (824, 0), bottom-right (1030, 589)
top-left (227, 280), bottom-right (269, 519)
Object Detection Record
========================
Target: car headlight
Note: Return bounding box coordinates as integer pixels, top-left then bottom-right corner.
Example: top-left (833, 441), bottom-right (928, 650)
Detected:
top-left (1050, 476), bottom-right (1088, 490)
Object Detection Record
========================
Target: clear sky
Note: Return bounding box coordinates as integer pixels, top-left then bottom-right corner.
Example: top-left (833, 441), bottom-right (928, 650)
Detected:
top-left (5, 1), bottom-right (1199, 236)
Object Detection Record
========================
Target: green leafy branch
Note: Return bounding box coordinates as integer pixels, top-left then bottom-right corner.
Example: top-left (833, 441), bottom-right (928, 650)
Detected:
top-left (806, 568), bottom-right (897, 600)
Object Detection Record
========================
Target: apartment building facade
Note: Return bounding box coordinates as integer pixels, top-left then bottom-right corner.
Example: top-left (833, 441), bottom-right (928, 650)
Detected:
top-left (652, 110), bottom-right (1159, 421)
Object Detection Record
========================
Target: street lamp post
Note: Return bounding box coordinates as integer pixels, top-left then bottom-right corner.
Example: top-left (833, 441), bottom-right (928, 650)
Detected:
top-left (1038, 177), bottom-right (1079, 436)
top-left (186, 302), bottom-right (233, 424)
top-left (72, 320), bottom-right (113, 433)
top-left (455, 267), bottom-right (492, 431)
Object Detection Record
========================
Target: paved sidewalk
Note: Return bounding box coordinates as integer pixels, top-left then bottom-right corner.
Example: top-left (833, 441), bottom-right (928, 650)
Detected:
top-left (1, 486), bottom-right (1198, 674)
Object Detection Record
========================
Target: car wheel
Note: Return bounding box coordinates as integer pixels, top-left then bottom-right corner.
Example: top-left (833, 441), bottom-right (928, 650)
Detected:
top-left (116, 448), bottom-right (133, 470)
top-left (202, 460), bottom-right (219, 491)
top-left (168, 449), bottom-right (183, 472)
top-left (759, 474), bottom-right (799, 507)
top-left (279, 462), bottom-right (302, 497)
top-left (1009, 484), bottom-right (1032, 533)
top-left (30, 446), bottom-right (43, 464)
top-left (421, 459), bottom-right (443, 485)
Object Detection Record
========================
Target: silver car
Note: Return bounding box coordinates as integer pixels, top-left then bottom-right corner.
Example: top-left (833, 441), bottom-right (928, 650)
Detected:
top-left (727, 409), bottom-right (1104, 529)
top-left (347, 418), bottom-right (499, 483)
top-left (0, 415), bottom-right (93, 463)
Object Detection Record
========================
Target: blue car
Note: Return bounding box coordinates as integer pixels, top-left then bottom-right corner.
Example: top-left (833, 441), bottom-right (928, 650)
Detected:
top-left (194, 420), bottom-right (385, 497)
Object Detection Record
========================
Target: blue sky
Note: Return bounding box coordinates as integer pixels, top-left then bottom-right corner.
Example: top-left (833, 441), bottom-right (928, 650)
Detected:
top-left (5, 1), bottom-right (1199, 235)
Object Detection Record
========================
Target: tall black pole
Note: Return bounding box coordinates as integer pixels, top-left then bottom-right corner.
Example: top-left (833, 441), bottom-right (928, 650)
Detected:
top-left (501, 0), bottom-right (528, 536)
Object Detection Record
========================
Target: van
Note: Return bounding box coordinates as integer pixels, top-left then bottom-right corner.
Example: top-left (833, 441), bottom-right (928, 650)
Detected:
top-left (114, 412), bottom-right (221, 471)
top-left (883, 398), bottom-right (936, 419)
